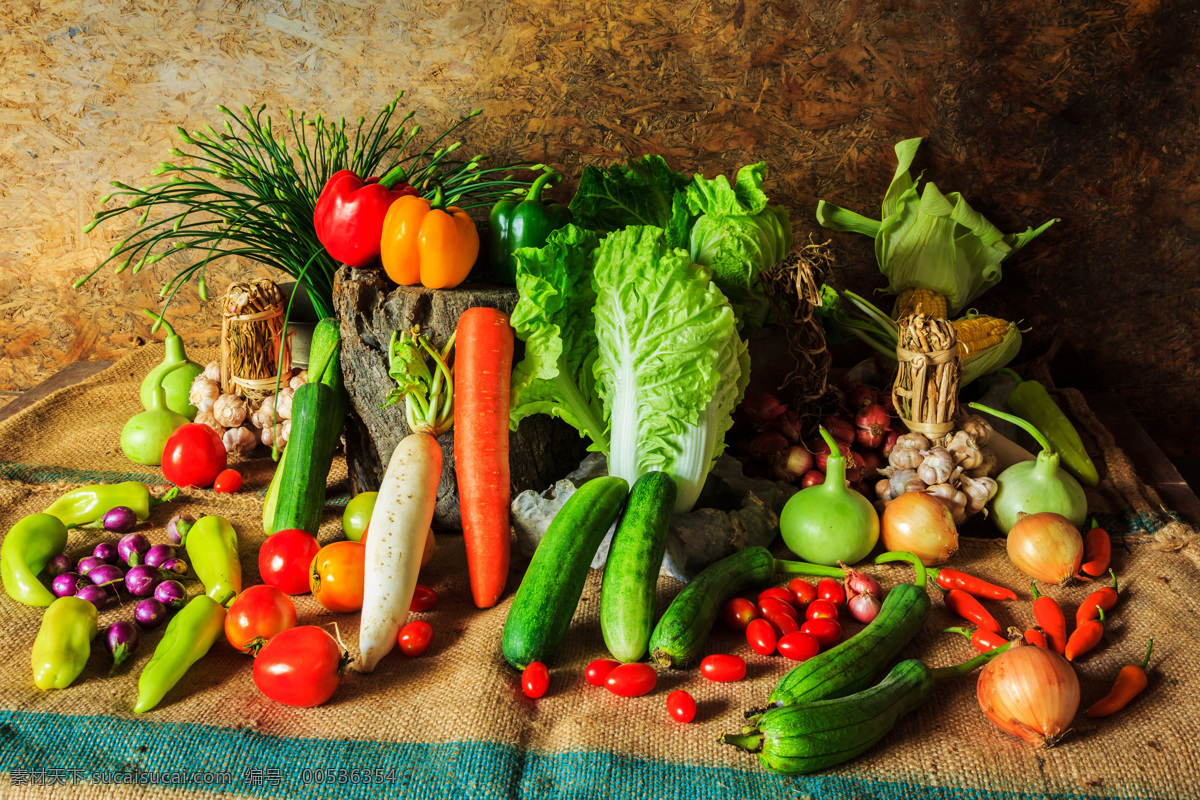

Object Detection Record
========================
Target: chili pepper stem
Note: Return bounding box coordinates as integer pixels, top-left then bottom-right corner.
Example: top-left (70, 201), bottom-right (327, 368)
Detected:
top-left (720, 732), bottom-right (764, 753)
top-left (930, 641), bottom-right (1011, 681)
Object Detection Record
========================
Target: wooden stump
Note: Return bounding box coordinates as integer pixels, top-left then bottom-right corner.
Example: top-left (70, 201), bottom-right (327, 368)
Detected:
top-left (333, 265), bottom-right (589, 531)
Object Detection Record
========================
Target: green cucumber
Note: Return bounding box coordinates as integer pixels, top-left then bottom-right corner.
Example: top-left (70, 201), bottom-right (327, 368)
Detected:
top-left (649, 546), bottom-right (843, 668)
top-left (600, 471), bottom-right (677, 662)
top-left (502, 477), bottom-right (629, 669)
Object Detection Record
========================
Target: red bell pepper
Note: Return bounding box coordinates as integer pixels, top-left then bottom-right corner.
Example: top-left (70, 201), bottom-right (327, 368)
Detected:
top-left (314, 165), bottom-right (417, 268)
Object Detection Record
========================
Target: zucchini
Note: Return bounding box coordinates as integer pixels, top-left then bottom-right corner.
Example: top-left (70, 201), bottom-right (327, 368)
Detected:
top-left (649, 547), bottom-right (842, 668)
top-left (600, 471), bottom-right (677, 662)
top-left (501, 477), bottom-right (628, 669)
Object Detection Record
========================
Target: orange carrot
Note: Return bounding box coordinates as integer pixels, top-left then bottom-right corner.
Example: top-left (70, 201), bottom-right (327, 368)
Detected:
top-left (453, 308), bottom-right (515, 609)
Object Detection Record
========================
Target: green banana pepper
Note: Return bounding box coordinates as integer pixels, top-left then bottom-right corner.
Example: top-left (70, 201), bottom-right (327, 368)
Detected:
top-left (2, 513), bottom-right (69, 607)
top-left (134, 594), bottom-right (226, 713)
top-left (44, 482), bottom-right (178, 528)
top-left (32, 596), bottom-right (98, 690)
top-left (185, 515), bottom-right (241, 606)
top-left (488, 170), bottom-right (571, 285)
top-left (1002, 370), bottom-right (1100, 488)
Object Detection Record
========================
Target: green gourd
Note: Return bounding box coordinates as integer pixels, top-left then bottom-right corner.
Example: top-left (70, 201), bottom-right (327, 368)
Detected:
top-left (968, 402), bottom-right (1087, 534)
top-left (779, 426), bottom-right (880, 566)
top-left (140, 309), bottom-right (203, 420)
top-left (122, 364), bottom-right (189, 466)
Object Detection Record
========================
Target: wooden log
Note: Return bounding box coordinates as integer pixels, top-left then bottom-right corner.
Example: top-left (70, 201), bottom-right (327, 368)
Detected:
top-left (333, 265), bottom-right (588, 531)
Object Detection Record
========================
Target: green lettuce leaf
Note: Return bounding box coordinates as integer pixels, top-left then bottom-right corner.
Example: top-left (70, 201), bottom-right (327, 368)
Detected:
top-left (592, 225), bottom-right (749, 512)
top-left (568, 154), bottom-right (690, 232)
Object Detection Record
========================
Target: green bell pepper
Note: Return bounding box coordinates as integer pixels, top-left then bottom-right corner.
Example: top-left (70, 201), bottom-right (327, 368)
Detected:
top-left (44, 482), bottom-right (178, 528)
top-left (185, 515), bottom-right (241, 606)
top-left (135, 594), bottom-right (226, 713)
top-left (2, 513), bottom-right (69, 607)
top-left (32, 596), bottom-right (98, 690)
top-left (1002, 370), bottom-right (1100, 488)
top-left (488, 170), bottom-right (571, 285)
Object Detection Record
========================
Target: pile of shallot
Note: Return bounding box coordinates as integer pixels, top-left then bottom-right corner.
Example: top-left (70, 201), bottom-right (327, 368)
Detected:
top-left (188, 361), bottom-right (305, 456)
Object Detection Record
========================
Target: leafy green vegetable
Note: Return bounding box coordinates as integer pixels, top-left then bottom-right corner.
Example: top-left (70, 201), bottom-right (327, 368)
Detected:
top-left (816, 138), bottom-right (1057, 315)
top-left (592, 226), bottom-right (749, 513)
top-left (568, 155), bottom-right (689, 232)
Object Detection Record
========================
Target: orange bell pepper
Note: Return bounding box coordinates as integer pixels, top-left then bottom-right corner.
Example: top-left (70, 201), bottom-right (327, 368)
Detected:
top-left (380, 186), bottom-right (479, 289)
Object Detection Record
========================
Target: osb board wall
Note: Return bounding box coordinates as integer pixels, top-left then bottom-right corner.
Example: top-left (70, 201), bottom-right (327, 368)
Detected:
top-left (2, 1), bottom-right (1198, 454)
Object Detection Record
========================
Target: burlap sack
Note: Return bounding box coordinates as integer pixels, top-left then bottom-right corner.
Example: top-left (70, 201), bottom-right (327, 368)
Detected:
top-left (1, 345), bottom-right (1198, 799)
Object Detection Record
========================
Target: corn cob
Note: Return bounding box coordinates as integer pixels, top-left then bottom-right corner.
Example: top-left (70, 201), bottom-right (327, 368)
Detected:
top-left (953, 315), bottom-right (1011, 359)
top-left (895, 288), bottom-right (948, 320)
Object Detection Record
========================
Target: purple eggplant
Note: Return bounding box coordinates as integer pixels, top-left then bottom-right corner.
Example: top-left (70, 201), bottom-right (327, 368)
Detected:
top-left (88, 563), bottom-right (125, 586)
top-left (158, 557), bottom-right (189, 576)
top-left (144, 544), bottom-right (176, 568)
top-left (153, 579), bottom-right (187, 610)
top-left (101, 506), bottom-right (138, 534)
top-left (134, 598), bottom-right (168, 629)
top-left (75, 584), bottom-right (109, 610)
top-left (124, 564), bottom-right (162, 597)
top-left (92, 541), bottom-right (120, 564)
top-left (46, 554), bottom-right (74, 578)
top-left (166, 514), bottom-right (195, 546)
top-left (76, 556), bottom-right (105, 576)
top-left (51, 572), bottom-right (86, 598)
top-left (118, 532), bottom-right (151, 566)
top-left (105, 621), bottom-right (140, 672)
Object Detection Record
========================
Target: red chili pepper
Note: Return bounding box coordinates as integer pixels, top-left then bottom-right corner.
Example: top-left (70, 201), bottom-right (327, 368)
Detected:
top-left (930, 567), bottom-right (1018, 601)
top-left (1086, 638), bottom-right (1153, 718)
top-left (314, 166), bottom-right (418, 267)
top-left (1065, 608), bottom-right (1105, 661)
top-left (1030, 583), bottom-right (1067, 656)
top-left (1024, 627), bottom-right (1049, 648)
top-left (944, 589), bottom-right (1001, 634)
top-left (946, 626), bottom-right (1008, 653)
top-left (1081, 520), bottom-right (1112, 577)
top-left (1077, 570), bottom-right (1119, 627)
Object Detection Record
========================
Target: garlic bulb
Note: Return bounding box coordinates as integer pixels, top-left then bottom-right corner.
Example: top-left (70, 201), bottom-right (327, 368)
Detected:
top-left (212, 393), bottom-right (249, 428)
top-left (222, 425), bottom-right (258, 456)
top-left (888, 468), bottom-right (926, 496)
top-left (888, 438), bottom-right (927, 470)
top-left (957, 413), bottom-right (992, 446)
top-left (966, 446), bottom-right (998, 478)
top-left (947, 430), bottom-right (984, 470)
top-left (961, 474), bottom-right (999, 515)
top-left (251, 394), bottom-right (277, 428)
top-left (189, 376), bottom-right (221, 413)
top-left (917, 447), bottom-right (954, 486)
top-left (203, 360), bottom-right (222, 382)
top-left (875, 478), bottom-right (895, 503)
top-left (289, 370), bottom-right (308, 391)
top-left (926, 482), bottom-right (968, 524)
top-left (274, 387), bottom-right (295, 420)
top-left (260, 420), bottom-right (291, 449)
top-left (194, 409), bottom-right (222, 433)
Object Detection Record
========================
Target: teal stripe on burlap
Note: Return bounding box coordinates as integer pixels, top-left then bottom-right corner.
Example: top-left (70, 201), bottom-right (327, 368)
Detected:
top-left (0, 709), bottom-right (1167, 800)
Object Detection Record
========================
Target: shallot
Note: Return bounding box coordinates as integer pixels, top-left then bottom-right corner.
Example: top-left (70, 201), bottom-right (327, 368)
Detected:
top-left (847, 592), bottom-right (882, 624)
top-left (976, 642), bottom-right (1079, 746)
top-left (772, 445), bottom-right (814, 483)
top-left (854, 404), bottom-right (892, 450)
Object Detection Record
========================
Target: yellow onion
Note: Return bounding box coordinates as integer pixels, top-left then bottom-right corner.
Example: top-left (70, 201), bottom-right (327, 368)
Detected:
top-left (976, 642), bottom-right (1079, 746)
top-left (1007, 512), bottom-right (1082, 585)
top-left (880, 491), bottom-right (958, 566)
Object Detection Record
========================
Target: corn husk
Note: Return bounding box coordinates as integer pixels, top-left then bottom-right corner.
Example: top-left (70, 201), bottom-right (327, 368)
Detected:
top-left (960, 316), bottom-right (1022, 386)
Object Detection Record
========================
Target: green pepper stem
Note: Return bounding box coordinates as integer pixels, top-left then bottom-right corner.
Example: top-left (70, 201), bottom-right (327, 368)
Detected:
top-left (1140, 638), bottom-right (1154, 670)
top-left (930, 641), bottom-right (1011, 681)
top-left (997, 368), bottom-right (1023, 384)
top-left (149, 486), bottom-right (180, 508)
top-left (968, 402), bottom-right (1054, 455)
top-left (874, 550), bottom-right (928, 588)
top-left (773, 559), bottom-right (846, 579)
top-left (378, 163), bottom-right (409, 189)
top-left (719, 732), bottom-right (764, 753)
top-left (525, 169), bottom-right (561, 203)
top-left (428, 182), bottom-right (446, 210)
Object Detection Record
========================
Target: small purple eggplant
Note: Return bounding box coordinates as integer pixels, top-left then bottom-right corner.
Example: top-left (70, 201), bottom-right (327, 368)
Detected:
top-left (166, 514), bottom-right (195, 546)
top-left (88, 563), bottom-right (125, 586)
top-left (134, 598), bottom-right (168, 629)
top-left (144, 543), bottom-right (176, 568)
top-left (75, 584), bottom-right (109, 610)
top-left (158, 557), bottom-right (189, 576)
top-left (51, 572), bottom-right (86, 598)
top-left (118, 532), bottom-right (151, 566)
top-left (153, 579), bottom-right (187, 610)
top-left (101, 506), bottom-right (138, 534)
top-left (105, 621), bottom-right (140, 672)
top-left (45, 554), bottom-right (74, 578)
top-left (92, 541), bottom-right (120, 564)
top-left (124, 564), bottom-right (162, 597)
top-left (76, 556), bottom-right (105, 576)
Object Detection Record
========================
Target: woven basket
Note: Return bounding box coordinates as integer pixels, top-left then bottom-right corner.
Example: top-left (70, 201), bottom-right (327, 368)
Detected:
top-left (892, 314), bottom-right (960, 438)
top-left (220, 279), bottom-right (291, 401)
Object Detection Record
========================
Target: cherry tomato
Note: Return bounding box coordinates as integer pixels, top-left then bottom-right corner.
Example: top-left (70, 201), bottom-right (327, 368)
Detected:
top-left (700, 654), bottom-right (746, 682)
top-left (666, 690), bottom-right (696, 723)
top-left (259, 529), bottom-right (321, 595)
top-left (777, 632), bottom-right (821, 661)
top-left (805, 599), bottom-right (839, 621)
top-left (522, 662), bottom-right (550, 698)
top-left (585, 658), bottom-right (620, 686)
top-left (161, 423), bottom-right (226, 488)
top-left (253, 626), bottom-right (347, 707)
top-left (746, 618), bottom-right (778, 656)
top-left (309, 541), bottom-right (366, 613)
top-left (212, 468), bottom-right (243, 494)
top-left (801, 618), bottom-right (844, 648)
top-left (398, 620), bottom-right (433, 656)
top-left (342, 491), bottom-right (377, 542)
top-left (757, 587), bottom-right (794, 608)
top-left (817, 577), bottom-right (846, 608)
top-left (410, 584), bottom-right (438, 612)
top-left (788, 578), bottom-right (817, 606)
top-left (759, 596), bottom-right (798, 620)
top-left (604, 663), bottom-right (657, 697)
top-left (224, 585), bottom-right (297, 655)
top-left (764, 609), bottom-right (799, 637)
top-left (722, 597), bottom-right (757, 630)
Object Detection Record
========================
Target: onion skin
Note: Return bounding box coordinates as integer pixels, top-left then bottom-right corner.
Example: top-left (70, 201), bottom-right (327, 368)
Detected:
top-left (976, 643), bottom-right (1079, 746)
top-left (881, 492), bottom-right (958, 566)
top-left (1007, 513), bottom-right (1083, 585)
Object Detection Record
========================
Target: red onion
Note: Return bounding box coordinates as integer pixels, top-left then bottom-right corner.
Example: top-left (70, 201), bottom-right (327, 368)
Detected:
top-left (881, 430), bottom-right (900, 458)
top-left (775, 409), bottom-right (803, 443)
top-left (854, 404), bottom-right (893, 450)
top-left (118, 532), bottom-right (151, 566)
top-left (76, 556), bottom-right (104, 576)
top-left (46, 554), bottom-right (74, 578)
top-left (842, 568), bottom-right (882, 599)
top-left (849, 479), bottom-right (872, 498)
top-left (815, 442), bottom-right (853, 473)
top-left (125, 564), bottom-right (162, 597)
top-left (105, 621), bottom-right (140, 671)
top-left (807, 436), bottom-right (830, 456)
top-left (801, 470), bottom-right (825, 488)
top-left (823, 415), bottom-right (856, 446)
top-left (154, 579), bottom-right (187, 610)
top-left (747, 431), bottom-right (789, 461)
top-left (92, 542), bottom-right (120, 565)
top-left (742, 393), bottom-right (788, 426)
top-left (848, 592), bottom-right (882, 624)
top-left (858, 450), bottom-right (883, 480)
top-left (144, 544), bottom-right (177, 568)
top-left (51, 572), bottom-right (86, 598)
top-left (166, 514), bottom-right (195, 546)
top-left (771, 445), bottom-right (815, 483)
top-left (881, 394), bottom-right (897, 415)
top-left (88, 564), bottom-right (125, 586)
top-left (101, 506), bottom-right (138, 534)
top-left (75, 584), bottom-right (109, 610)
top-left (843, 381), bottom-right (880, 410)
top-left (135, 598), bottom-right (168, 629)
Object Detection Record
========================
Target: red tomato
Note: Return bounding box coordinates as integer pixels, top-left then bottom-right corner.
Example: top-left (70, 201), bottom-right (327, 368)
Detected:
top-left (757, 587), bottom-right (794, 608)
top-left (309, 541), bottom-right (366, 613)
top-left (253, 626), bottom-right (347, 707)
top-left (522, 662), bottom-right (550, 698)
top-left (212, 468), bottom-right (243, 494)
top-left (161, 423), bottom-right (226, 489)
top-left (805, 599), bottom-right (839, 621)
top-left (700, 654), bottom-right (746, 682)
top-left (745, 618), bottom-right (778, 656)
top-left (585, 658), bottom-right (620, 687)
top-left (398, 620), bottom-right (433, 656)
top-left (801, 618), bottom-right (843, 648)
top-left (759, 596), bottom-right (798, 621)
top-left (722, 597), bottom-right (757, 630)
top-left (410, 584), bottom-right (438, 612)
top-left (604, 663), bottom-right (657, 697)
top-left (666, 690), bottom-right (696, 723)
top-left (764, 609), bottom-right (799, 637)
top-left (788, 578), bottom-right (817, 606)
top-left (259, 529), bottom-right (321, 595)
top-left (817, 577), bottom-right (846, 608)
top-left (777, 632), bottom-right (821, 661)
top-left (224, 585), bottom-right (297, 655)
